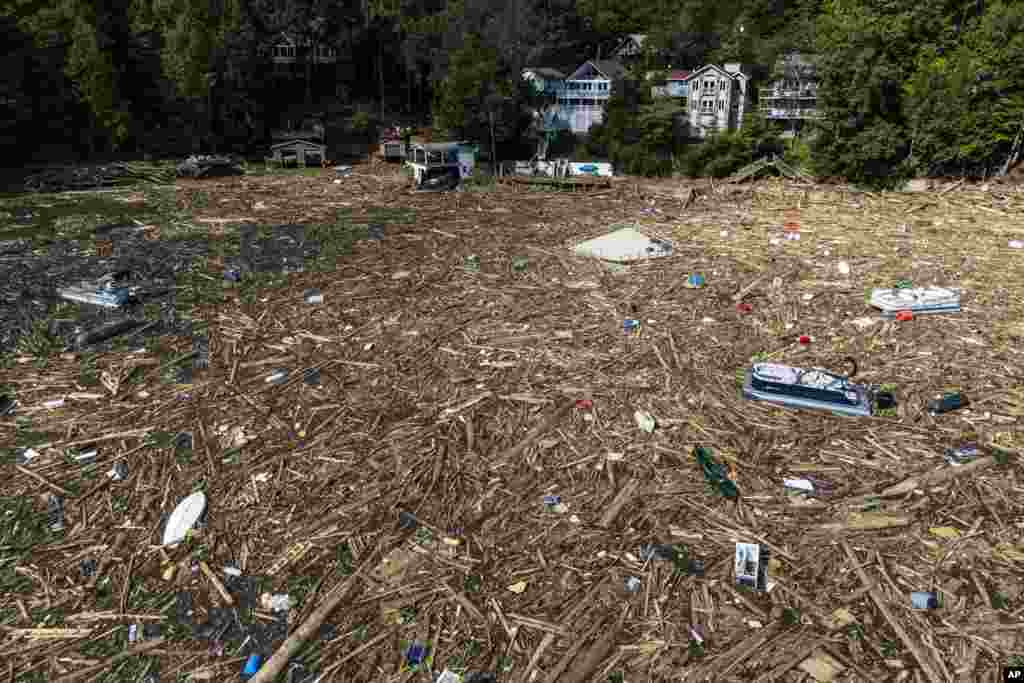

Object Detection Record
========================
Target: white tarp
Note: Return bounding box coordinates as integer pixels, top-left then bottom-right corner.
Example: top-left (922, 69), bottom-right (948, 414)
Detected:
top-left (573, 227), bottom-right (673, 263)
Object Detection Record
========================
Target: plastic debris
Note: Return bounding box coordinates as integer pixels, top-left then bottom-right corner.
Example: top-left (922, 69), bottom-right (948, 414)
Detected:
top-left (73, 447), bottom-right (97, 464)
top-left (542, 494), bottom-right (561, 510)
top-left (798, 335), bottom-right (811, 344)
top-left (869, 286), bottom-right (961, 317)
top-left (303, 288), bottom-right (323, 304)
top-left (15, 447), bottom-right (39, 465)
top-left (261, 593), bottom-right (294, 612)
top-left (302, 367), bottom-right (321, 386)
top-left (241, 653), bottom-right (264, 679)
top-left (173, 431), bottom-right (193, 452)
top-left (162, 491), bottom-right (207, 546)
top-left (623, 318), bottom-right (640, 334)
top-left (398, 510), bottom-right (419, 530)
top-left (437, 670), bottom-right (463, 683)
top-left (224, 267), bottom-right (242, 282)
top-left (837, 261), bottom-right (850, 275)
top-left (798, 651), bottom-right (845, 682)
top-left (107, 462), bottom-right (128, 481)
top-left (695, 447), bottom-right (738, 499)
top-left (79, 558), bottom-right (97, 579)
top-left (624, 576), bottom-right (642, 593)
top-left (928, 392), bottom-right (968, 415)
top-left (634, 410), bottom-right (656, 433)
top-left (736, 303), bottom-right (753, 314)
top-left (944, 443), bottom-right (979, 465)
top-left (910, 591), bottom-right (939, 609)
top-left (192, 336), bottom-right (210, 369)
top-left (1009, 240), bottom-right (1023, 249)
top-left (895, 310), bottom-right (914, 322)
top-left (59, 279), bottom-right (131, 308)
top-left (507, 581), bottom-right (527, 594)
top-left (464, 255), bottom-right (480, 272)
top-left (511, 256), bottom-right (529, 272)
top-left (0, 394), bottom-right (15, 416)
top-left (784, 478), bottom-right (814, 493)
top-left (47, 494), bottom-right (64, 532)
top-left (735, 542), bottom-right (769, 591)
top-left (266, 369), bottom-right (290, 384)
top-left (684, 273), bottom-right (705, 289)
top-left (575, 399), bottom-right (593, 410)
top-left (404, 639), bottom-right (428, 669)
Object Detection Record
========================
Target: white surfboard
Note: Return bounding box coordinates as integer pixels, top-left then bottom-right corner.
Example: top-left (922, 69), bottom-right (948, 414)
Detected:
top-left (162, 491), bottom-right (207, 546)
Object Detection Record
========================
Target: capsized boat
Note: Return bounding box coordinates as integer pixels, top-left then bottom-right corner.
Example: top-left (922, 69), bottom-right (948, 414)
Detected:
top-left (869, 286), bottom-right (961, 317)
top-left (742, 361), bottom-right (888, 417)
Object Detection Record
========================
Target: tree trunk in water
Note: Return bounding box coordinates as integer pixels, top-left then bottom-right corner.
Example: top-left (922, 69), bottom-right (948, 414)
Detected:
top-left (306, 43), bottom-right (313, 105)
top-left (489, 110), bottom-right (498, 173)
top-left (377, 40), bottom-right (384, 119)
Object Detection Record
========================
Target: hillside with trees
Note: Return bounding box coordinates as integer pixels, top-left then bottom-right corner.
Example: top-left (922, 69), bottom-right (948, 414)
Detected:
top-left (1, 0), bottom-right (1021, 187)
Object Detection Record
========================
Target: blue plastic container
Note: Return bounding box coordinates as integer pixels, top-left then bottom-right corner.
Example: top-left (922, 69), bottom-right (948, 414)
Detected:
top-left (241, 653), bottom-right (263, 679)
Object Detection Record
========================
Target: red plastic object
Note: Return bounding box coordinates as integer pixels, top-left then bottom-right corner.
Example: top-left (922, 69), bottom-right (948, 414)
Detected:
top-left (798, 335), bottom-right (811, 344)
top-left (575, 399), bottom-right (593, 410)
top-left (895, 310), bottom-right (913, 322)
top-left (736, 303), bottom-right (753, 314)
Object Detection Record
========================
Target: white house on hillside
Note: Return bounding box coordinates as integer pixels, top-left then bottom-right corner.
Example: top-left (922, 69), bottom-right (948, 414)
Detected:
top-left (684, 63), bottom-right (753, 138)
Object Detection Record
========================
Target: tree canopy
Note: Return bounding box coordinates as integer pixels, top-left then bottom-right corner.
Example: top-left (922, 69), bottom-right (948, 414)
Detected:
top-left (1, 0), bottom-right (1020, 184)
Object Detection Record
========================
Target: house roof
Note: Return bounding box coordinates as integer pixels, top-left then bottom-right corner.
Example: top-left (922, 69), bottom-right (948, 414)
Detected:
top-left (667, 70), bottom-right (690, 81)
top-left (591, 60), bottom-right (627, 81)
top-left (683, 63), bottom-right (744, 82)
top-left (270, 139), bottom-right (325, 149)
top-left (615, 34), bottom-right (646, 53)
top-left (524, 67), bottom-right (566, 80)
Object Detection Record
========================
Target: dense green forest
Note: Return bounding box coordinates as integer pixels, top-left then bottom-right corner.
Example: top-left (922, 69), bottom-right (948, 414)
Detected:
top-left (1, 0), bottom-right (1022, 187)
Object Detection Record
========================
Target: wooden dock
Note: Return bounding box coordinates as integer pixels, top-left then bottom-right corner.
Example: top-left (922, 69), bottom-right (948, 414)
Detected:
top-left (498, 175), bottom-right (613, 192)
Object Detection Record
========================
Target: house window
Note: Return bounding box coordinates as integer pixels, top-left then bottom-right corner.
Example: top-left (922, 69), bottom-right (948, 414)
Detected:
top-left (717, 101), bottom-right (723, 112)
top-left (702, 99), bottom-right (713, 111)
top-left (720, 81), bottom-right (727, 91)
top-left (704, 80), bottom-right (713, 90)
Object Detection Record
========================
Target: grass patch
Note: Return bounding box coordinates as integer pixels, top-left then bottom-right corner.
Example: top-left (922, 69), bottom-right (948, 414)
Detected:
top-left (14, 319), bottom-right (61, 360)
top-left (0, 193), bottom-right (155, 244)
top-left (0, 495), bottom-right (54, 595)
top-left (306, 214), bottom-right (370, 274)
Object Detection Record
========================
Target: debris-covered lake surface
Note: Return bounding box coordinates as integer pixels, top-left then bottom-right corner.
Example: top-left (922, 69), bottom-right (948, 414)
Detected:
top-left (2, 164), bottom-right (1023, 682)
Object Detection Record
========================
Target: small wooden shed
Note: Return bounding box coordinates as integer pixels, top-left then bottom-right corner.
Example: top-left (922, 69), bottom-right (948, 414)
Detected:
top-left (266, 139), bottom-right (327, 168)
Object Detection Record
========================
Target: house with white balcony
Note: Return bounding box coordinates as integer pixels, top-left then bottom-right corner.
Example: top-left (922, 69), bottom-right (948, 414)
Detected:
top-left (683, 63), bottom-right (753, 138)
top-left (258, 32), bottom-right (339, 72)
top-left (523, 60), bottom-right (626, 135)
top-left (758, 52), bottom-right (819, 137)
top-left (558, 60), bottom-right (626, 134)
